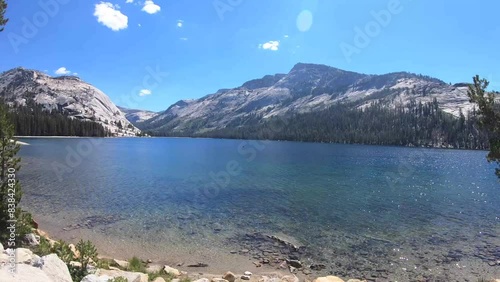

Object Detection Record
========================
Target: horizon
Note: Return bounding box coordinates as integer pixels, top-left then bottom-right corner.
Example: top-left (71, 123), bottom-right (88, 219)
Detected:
top-left (1, 0), bottom-right (499, 112)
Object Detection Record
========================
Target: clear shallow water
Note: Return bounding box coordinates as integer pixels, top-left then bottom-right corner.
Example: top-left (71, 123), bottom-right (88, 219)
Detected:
top-left (17, 138), bottom-right (500, 281)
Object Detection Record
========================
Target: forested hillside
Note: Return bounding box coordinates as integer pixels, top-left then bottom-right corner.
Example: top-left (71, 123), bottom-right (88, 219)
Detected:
top-left (151, 99), bottom-right (489, 149)
top-left (2, 101), bottom-right (109, 137)
top-left (143, 63), bottom-right (475, 134)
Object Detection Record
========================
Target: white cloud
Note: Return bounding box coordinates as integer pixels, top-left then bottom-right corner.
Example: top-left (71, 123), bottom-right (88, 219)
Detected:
top-left (125, 0), bottom-right (133, 3)
top-left (179, 37), bottom-right (188, 41)
top-left (139, 89), bottom-right (152, 96)
top-left (73, 72), bottom-right (78, 75)
top-left (138, 23), bottom-right (142, 27)
top-left (55, 67), bottom-right (71, 75)
top-left (259, 40), bottom-right (280, 51)
top-left (142, 0), bottom-right (161, 14)
top-left (284, 35), bottom-right (289, 38)
top-left (94, 2), bottom-right (128, 31)
top-left (177, 20), bottom-right (183, 28)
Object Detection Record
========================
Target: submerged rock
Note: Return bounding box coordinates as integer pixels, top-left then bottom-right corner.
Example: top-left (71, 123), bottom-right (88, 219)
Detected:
top-left (287, 260), bottom-right (302, 268)
top-left (309, 264), bottom-right (326, 271)
top-left (187, 262), bottom-right (208, 267)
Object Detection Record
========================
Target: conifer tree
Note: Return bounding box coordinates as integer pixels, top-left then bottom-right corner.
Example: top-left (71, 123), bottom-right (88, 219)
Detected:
top-left (0, 103), bottom-right (30, 245)
top-left (467, 75), bottom-right (500, 178)
top-left (0, 0), bottom-right (8, 32)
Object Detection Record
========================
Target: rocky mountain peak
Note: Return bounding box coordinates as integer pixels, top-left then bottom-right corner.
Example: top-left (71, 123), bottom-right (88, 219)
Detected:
top-left (140, 63), bottom-right (475, 134)
top-left (240, 74), bottom-right (286, 90)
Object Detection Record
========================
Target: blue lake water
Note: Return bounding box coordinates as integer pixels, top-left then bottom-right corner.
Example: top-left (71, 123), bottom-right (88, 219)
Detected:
top-left (17, 138), bottom-right (500, 281)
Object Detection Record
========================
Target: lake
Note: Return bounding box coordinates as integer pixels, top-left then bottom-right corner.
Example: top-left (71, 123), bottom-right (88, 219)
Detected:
top-left (17, 137), bottom-right (500, 281)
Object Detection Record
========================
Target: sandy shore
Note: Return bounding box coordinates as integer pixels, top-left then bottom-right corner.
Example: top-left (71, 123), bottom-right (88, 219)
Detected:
top-left (34, 215), bottom-right (291, 277)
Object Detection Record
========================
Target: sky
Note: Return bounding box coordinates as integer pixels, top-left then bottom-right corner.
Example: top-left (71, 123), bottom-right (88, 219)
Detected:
top-left (1, 0), bottom-right (499, 112)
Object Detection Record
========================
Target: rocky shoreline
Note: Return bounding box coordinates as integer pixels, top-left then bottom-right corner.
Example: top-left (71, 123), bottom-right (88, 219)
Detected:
top-left (0, 230), bottom-right (369, 282)
top-left (0, 227), bottom-right (499, 282)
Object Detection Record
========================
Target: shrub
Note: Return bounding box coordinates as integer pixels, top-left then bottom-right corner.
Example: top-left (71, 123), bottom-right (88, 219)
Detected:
top-left (17, 211), bottom-right (35, 239)
top-left (96, 258), bottom-right (112, 270)
top-left (34, 236), bottom-right (52, 256)
top-left (76, 239), bottom-right (98, 270)
top-left (53, 240), bottom-right (74, 263)
top-left (68, 264), bottom-right (87, 282)
top-left (127, 256), bottom-right (146, 273)
top-left (148, 269), bottom-right (176, 282)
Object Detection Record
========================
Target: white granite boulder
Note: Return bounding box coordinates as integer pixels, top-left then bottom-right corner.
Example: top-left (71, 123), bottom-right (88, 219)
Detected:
top-left (0, 263), bottom-right (52, 282)
top-left (163, 265), bottom-right (181, 276)
top-left (314, 276), bottom-right (345, 282)
top-left (40, 254), bottom-right (72, 282)
top-left (15, 248), bottom-right (34, 264)
top-left (113, 258), bottom-right (130, 269)
top-left (81, 274), bottom-right (113, 282)
top-left (98, 268), bottom-right (148, 282)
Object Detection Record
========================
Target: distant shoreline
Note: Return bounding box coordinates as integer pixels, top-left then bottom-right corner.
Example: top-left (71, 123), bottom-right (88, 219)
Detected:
top-left (14, 135), bottom-right (490, 152)
top-left (15, 136), bottom-right (120, 138)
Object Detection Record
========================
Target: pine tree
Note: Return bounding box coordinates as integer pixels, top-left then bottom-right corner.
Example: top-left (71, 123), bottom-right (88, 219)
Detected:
top-left (0, 0), bottom-right (8, 32)
top-left (467, 75), bottom-right (500, 178)
top-left (0, 103), bottom-right (33, 245)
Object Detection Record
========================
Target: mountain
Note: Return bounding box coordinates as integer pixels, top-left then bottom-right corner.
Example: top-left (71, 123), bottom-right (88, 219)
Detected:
top-left (142, 63), bottom-right (474, 134)
top-left (117, 106), bottom-right (158, 125)
top-left (0, 67), bottom-right (139, 136)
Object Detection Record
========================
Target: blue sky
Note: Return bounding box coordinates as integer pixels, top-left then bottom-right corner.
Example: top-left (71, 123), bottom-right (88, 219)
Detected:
top-left (1, 0), bottom-right (499, 112)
